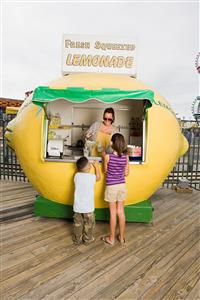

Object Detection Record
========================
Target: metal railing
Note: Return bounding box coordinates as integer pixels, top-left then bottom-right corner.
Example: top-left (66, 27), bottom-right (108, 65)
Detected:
top-left (0, 114), bottom-right (199, 190)
top-left (0, 114), bottom-right (27, 182)
top-left (163, 127), bottom-right (200, 190)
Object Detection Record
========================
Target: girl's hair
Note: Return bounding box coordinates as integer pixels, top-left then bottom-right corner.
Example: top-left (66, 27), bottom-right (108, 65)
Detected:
top-left (111, 133), bottom-right (126, 156)
top-left (103, 107), bottom-right (115, 124)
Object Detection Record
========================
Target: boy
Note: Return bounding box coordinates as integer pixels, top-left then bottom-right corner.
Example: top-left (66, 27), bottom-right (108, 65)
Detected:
top-left (73, 156), bottom-right (101, 245)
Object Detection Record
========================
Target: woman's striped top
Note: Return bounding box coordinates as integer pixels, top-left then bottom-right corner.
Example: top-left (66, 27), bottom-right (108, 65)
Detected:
top-left (106, 153), bottom-right (127, 186)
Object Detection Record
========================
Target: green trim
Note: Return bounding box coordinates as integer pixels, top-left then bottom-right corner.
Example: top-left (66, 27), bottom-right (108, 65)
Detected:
top-left (34, 195), bottom-right (153, 223)
top-left (32, 86), bottom-right (154, 108)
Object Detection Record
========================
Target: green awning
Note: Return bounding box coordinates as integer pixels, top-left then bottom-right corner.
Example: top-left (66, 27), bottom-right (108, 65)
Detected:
top-left (32, 86), bottom-right (155, 108)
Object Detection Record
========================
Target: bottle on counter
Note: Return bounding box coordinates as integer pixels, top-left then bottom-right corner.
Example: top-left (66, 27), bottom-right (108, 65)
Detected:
top-left (83, 147), bottom-right (89, 157)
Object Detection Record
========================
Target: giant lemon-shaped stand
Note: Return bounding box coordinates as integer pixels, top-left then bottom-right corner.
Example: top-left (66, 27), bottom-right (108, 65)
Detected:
top-left (5, 73), bottom-right (188, 222)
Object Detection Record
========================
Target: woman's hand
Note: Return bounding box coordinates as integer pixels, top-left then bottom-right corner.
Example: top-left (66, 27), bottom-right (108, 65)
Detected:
top-left (85, 132), bottom-right (93, 140)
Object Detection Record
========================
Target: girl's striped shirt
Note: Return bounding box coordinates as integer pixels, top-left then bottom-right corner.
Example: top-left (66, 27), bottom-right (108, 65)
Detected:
top-left (106, 153), bottom-right (127, 186)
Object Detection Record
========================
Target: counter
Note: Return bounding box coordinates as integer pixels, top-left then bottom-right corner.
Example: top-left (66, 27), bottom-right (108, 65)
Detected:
top-left (44, 156), bottom-right (142, 164)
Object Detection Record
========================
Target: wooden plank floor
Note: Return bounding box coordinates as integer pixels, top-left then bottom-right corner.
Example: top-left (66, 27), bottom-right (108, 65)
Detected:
top-left (1, 180), bottom-right (200, 300)
top-left (0, 180), bottom-right (35, 221)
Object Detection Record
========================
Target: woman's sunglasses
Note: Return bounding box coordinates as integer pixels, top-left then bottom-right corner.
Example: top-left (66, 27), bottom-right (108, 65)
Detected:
top-left (103, 117), bottom-right (113, 122)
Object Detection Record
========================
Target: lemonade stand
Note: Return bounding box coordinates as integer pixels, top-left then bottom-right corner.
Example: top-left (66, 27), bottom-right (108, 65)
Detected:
top-left (5, 35), bottom-right (188, 222)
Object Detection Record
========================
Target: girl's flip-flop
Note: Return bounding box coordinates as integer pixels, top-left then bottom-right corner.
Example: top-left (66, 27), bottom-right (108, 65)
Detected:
top-left (101, 236), bottom-right (115, 245)
top-left (117, 234), bottom-right (126, 244)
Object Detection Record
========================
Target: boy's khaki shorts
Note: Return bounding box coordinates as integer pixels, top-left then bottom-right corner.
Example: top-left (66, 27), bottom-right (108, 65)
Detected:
top-left (105, 183), bottom-right (127, 202)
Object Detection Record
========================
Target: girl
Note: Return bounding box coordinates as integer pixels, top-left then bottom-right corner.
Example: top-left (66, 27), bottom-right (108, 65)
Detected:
top-left (102, 133), bottom-right (129, 245)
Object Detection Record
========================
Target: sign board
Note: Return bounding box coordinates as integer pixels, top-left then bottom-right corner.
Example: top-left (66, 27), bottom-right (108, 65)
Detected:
top-left (62, 35), bottom-right (136, 76)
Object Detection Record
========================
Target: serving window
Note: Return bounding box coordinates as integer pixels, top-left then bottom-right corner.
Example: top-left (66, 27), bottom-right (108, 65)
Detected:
top-left (43, 98), bottom-right (148, 164)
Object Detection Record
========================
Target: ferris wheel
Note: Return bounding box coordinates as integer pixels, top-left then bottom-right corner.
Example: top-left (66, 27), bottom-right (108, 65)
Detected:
top-left (191, 96), bottom-right (200, 125)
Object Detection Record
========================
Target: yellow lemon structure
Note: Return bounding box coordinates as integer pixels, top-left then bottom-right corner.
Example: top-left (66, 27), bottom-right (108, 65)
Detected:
top-left (5, 73), bottom-right (188, 222)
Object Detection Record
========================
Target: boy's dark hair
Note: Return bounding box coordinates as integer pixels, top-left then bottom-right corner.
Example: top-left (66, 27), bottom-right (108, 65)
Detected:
top-left (103, 107), bottom-right (115, 123)
top-left (111, 133), bottom-right (126, 156)
top-left (76, 156), bottom-right (89, 171)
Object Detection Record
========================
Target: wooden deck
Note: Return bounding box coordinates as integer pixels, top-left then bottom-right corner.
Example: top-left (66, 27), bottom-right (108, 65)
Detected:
top-left (1, 180), bottom-right (200, 300)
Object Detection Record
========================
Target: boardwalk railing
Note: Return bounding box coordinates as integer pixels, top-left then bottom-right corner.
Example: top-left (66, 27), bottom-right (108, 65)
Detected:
top-left (0, 114), bottom-right (27, 182)
top-left (0, 114), bottom-right (200, 190)
top-left (163, 127), bottom-right (200, 190)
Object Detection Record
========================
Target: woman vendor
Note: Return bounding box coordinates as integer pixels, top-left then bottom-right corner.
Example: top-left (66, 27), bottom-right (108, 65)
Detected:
top-left (85, 107), bottom-right (118, 156)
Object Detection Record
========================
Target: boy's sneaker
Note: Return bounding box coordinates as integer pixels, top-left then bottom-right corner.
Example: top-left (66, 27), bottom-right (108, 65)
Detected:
top-left (83, 237), bottom-right (95, 245)
top-left (73, 240), bottom-right (83, 245)
top-left (72, 236), bottom-right (83, 245)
